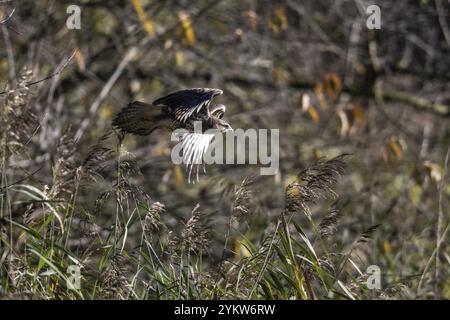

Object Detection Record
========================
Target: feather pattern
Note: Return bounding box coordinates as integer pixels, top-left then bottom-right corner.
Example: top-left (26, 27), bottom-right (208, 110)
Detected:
top-left (180, 132), bottom-right (215, 183)
top-left (152, 88), bottom-right (223, 123)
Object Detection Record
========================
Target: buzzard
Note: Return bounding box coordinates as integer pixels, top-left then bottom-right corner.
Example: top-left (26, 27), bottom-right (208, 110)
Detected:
top-left (113, 88), bottom-right (232, 181)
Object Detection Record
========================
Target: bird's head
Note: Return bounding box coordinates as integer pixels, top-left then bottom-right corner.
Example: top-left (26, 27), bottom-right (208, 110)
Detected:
top-left (210, 104), bottom-right (232, 132)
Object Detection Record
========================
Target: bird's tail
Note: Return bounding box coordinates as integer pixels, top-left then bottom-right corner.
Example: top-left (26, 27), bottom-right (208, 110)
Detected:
top-left (112, 101), bottom-right (162, 136)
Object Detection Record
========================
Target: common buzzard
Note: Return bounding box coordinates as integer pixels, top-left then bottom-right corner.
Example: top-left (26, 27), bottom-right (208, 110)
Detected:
top-left (113, 88), bottom-right (232, 181)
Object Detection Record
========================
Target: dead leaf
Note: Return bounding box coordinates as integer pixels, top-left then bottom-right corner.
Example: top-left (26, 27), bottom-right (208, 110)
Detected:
top-left (314, 81), bottom-right (327, 109)
top-left (424, 161), bottom-right (443, 184)
top-left (336, 109), bottom-right (350, 136)
top-left (349, 103), bottom-right (366, 134)
top-left (308, 106), bottom-right (320, 124)
top-left (244, 11), bottom-right (258, 31)
top-left (174, 165), bottom-right (184, 188)
top-left (178, 11), bottom-right (195, 46)
top-left (132, 0), bottom-right (156, 38)
top-left (324, 73), bottom-right (342, 100)
top-left (175, 51), bottom-right (184, 66)
top-left (275, 7), bottom-right (288, 31)
top-left (73, 48), bottom-right (85, 72)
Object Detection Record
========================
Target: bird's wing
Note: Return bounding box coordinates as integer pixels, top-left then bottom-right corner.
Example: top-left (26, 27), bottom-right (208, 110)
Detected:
top-left (152, 88), bottom-right (223, 122)
top-left (179, 132), bottom-right (215, 183)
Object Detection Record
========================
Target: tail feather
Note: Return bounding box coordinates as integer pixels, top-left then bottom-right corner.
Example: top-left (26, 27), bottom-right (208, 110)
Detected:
top-left (112, 101), bottom-right (161, 136)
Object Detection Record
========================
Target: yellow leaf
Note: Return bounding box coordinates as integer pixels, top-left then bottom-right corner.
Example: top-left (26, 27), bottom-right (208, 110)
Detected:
top-left (178, 11), bottom-right (195, 46)
top-left (314, 81), bottom-right (327, 109)
top-left (275, 7), bottom-right (288, 30)
top-left (175, 51), bottom-right (184, 66)
top-left (324, 73), bottom-right (342, 100)
top-left (389, 138), bottom-right (403, 160)
top-left (234, 238), bottom-right (251, 260)
top-left (132, 0), bottom-right (155, 38)
top-left (74, 48), bottom-right (86, 72)
top-left (383, 137), bottom-right (407, 163)
top-left (383, 240), bottom-right (392, 254)
top-left (350, 103), bottom-right (366, 133)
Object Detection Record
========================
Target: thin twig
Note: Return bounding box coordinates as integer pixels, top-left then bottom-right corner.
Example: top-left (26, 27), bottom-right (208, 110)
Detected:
top-left (75, 47), bottom-right (139, 141)
top-left (0, 7), bottom-right (15, 24)
top-left (0, 165), bottom-right (43, 193)
top-left (435, 0), bottom-right (450, 48)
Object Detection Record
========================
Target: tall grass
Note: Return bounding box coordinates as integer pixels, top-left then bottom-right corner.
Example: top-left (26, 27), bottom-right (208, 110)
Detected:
top-left (0, 68), bottom-right (441, 300)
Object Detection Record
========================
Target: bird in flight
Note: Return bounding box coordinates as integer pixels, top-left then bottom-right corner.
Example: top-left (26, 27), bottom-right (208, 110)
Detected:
top-left (112, 88), bottom-right (232, 182)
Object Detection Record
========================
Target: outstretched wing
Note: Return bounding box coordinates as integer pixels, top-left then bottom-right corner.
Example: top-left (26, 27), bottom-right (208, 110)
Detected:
top-left (152, 88), bottom-right (223, 122)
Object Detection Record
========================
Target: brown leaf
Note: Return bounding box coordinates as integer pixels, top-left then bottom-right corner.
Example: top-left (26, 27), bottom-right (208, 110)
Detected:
top-left (132, 0), bottom-right (156, 38)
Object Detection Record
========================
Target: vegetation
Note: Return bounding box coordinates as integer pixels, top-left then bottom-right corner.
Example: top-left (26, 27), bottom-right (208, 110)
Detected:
top-left (0, 0), bottom-right (449, 299)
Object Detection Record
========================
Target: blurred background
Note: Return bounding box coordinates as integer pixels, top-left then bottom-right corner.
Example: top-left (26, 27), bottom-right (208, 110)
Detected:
top-left (0, 0), bottom-right (449, 299)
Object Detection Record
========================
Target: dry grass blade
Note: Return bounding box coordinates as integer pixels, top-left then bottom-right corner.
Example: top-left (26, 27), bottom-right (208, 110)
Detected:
top-left (181, 204), bottom-right (211, 254)
top-left (232, 176), bottom-right (256, 221)
top-left (0, 67), bottom-right (37, 159)
top-left (50, 127), bottom-right (77, 199)
top-left (144, 202), bottom-right (165, 236)
top-left (81, 146), bottom-right (115, 179)
top-left (285, 154), bottom-right (348, 215)
top-left (319, 202), bottom-right (342, 239)
top-left (357, 224), bottom-right (381, 244)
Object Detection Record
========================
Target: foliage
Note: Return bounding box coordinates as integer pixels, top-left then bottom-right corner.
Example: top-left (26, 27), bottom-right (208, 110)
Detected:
top-left (0, 0), bottom-right (449, 300)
